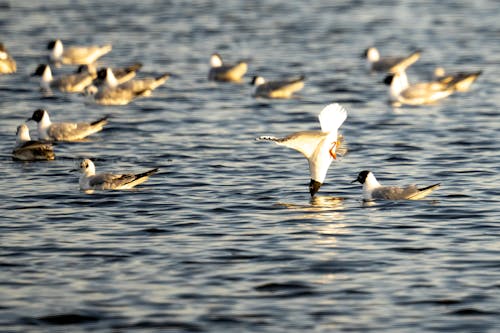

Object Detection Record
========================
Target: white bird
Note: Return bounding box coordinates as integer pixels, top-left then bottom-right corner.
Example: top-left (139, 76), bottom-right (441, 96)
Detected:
top-left (77, 159), bottom-right (158, 192)
top-left (27, 109), bottom-right (108, 142)
top-left (433, 68), bottom-right (482, 93)
top-left (0, 42), bottom-right (16, 74)
top-left (251, 75), bottom-right (305, 98)
top-left (208, 53), bottom-right (248, 82)
top-left (352, 170), bottom-right (441, 201)
top-left (48, 39), bottom-right (112, 65)
top-left (12, 124), bottom-right (55, 161)
top-left (32, 64), bottom-right (96, 93)
top-left (363, 47), bottom-right (421, 73)
top-left (383, 70), bottom-right (459, 106)
top-left (256, 103), bottom-right (348, 196)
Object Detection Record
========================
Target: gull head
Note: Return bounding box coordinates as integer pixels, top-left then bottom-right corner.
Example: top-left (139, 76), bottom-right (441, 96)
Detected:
top-left (309, 179), bottom-right (322, 197)
top-left (79, 159), bottom-right (96, 175)
top-left (31, 64), bottom-right (50, 77)
top-left (383, 74), bottom-right (395, 86)
top-left (250, 75), bottom-right (266, 86)
top-left (210, 53), bottom-right (223, 68)
top-left (351, 170), bottom-right (371, 184)
top-left (16, 124), bottom-right (31, 143)
top-left (27, 109), bottom-right (48, 123)
top-left (47, 39), bottom-right (62, 50)
top-left (363, 47), bottom-right (380, 62)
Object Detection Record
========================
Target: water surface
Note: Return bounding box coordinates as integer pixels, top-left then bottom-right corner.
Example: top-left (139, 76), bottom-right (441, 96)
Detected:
top-left (0, 1), bottom-right (499, 332)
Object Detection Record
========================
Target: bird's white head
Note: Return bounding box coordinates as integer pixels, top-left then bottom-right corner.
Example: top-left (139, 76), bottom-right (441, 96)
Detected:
top-left (365, 47), bottom-right (380, 62)
top-left (210, 53), bottom-right (223, 68)
top-left (16, 124), bottom-right (31, 143)
top-left (251, 76), bottom-right (266, 86)
top-left (80, 159), bottom-right (96, 176)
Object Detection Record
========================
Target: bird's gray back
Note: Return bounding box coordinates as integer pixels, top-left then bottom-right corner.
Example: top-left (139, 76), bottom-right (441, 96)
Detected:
top-left (372, 185), bottom-right (419, 200)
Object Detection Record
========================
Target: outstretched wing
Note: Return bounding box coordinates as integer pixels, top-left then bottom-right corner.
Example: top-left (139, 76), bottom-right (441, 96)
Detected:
top-left (256, 131), bottom-right (326, 159)
top-left (318, 103), bottom-right (348, 133)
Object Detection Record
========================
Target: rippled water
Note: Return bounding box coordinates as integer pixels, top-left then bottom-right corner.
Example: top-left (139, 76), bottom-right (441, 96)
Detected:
top-left (1, 0), bottom-right (499, 332)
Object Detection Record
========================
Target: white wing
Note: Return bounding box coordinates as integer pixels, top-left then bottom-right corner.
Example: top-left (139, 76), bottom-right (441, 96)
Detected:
top-left (257, 131), bottom-right (327, 159)
top-left (318, 103), bottom-right (348, 133)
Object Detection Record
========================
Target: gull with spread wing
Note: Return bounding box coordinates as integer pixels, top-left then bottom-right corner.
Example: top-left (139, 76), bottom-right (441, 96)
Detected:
top-left (256, 103), bottom-right (347, 196)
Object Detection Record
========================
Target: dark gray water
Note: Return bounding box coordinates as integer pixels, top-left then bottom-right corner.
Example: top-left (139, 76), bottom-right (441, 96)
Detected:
top-left (1, 1), bottom-right (499, 332)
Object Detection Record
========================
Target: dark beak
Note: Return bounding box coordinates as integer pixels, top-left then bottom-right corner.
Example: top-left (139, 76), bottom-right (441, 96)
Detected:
top-left (26, 117), bottom-right (33, 122)
top-left (351, 179), bottom-right (359, 184)
top-left (309, 179), bottom-right (322, 197)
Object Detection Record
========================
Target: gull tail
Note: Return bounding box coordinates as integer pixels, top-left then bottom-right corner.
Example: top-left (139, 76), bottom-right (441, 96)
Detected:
top-left (100, 44), bottom-right (113, 54)
top-left (318, 103), bottom-right (348, 133)
top-left (295, 74), bottom-right (306, 82)
top-left (282, 75), bottom-right (306, 93)
top-left (149, 73), bottom-right (170, 90)
top-left (136, 88), bottom-right (152, 98)
top-left (408, 183), bottom-right (441, 200)
top-left (284, 74), bottom-right (305, 85)
top-left (127, 168), bottom-right (159, 188)
top-left (135, 168), bottom-right (159, 179)
top-left (156, 73), bottom-right (171, 82)
top-left (90, 116), bottom-right (109, 127)
top-left (446, 71), bottom-right (482, 92)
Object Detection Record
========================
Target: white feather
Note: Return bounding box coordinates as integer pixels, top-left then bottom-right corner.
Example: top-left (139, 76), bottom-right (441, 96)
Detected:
top-left (318, 103), bottom-right (348, 133)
